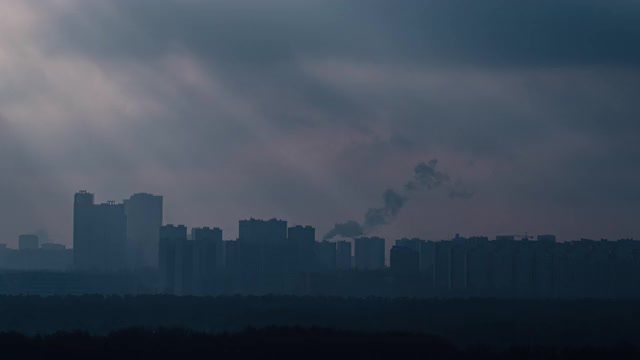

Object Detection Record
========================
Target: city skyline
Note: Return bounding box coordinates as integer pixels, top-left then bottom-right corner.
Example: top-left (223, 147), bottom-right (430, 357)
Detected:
top-left (5, 188), bottom-right (637, 298)
top-left (1, 1), bottom-right (640, 248)
top-left (1, 187), bottom-right (638, 250)
top-left (2, 1), bottom-right (640, 355)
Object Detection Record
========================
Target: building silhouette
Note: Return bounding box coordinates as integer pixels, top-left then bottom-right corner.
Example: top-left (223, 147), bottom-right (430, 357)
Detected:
top-left (537, 234), bottom-right (557, 243)
top-left (390, 245), bottom-right (419, 275)
top-left (124, 193), bottom-right (163, 269)
top-left (73, 191), bottom-right (127, 272)
top-left (238, 218), bottom-right (288, 293)
top-left (315, 241), bottom-right (337, 272)
top-left (192, 227), bottom-right (224, 294)
top-left (224, 239), bottom-right (241, 293)
top-left (0, 236), bottom-right (72, 272)
top-left (18, 234), bottom-right (39, 251)
top-left (73, 191), bottom-right (95, 270)
top-left (336, 240), bottom-right (352, 270)
top-left (59, 192), bottom-right (640, 298)
top-left (158, 224), bottom-right (188, 294)
top-left (354, 237), bottom-right (385, 271)
top-left (288, 225), bottom-right (315, 273)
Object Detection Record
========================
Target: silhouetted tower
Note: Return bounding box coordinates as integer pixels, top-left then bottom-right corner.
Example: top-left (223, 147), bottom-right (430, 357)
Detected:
top-left (354, 237), bottom-right (386, 270)
top-left (73, 191), bottom-right (126, 272)
top-left (288, 225), bottom-right (315, 273)
top-left (192, 226), bottom-right (224, 294)
top-left (396, 238), bottom-right (426, 270)
top-left (73, 190), bottom-right (95, 270)
top-left (92, 201), bottom-right (127, 271)
top-left (158, 224), bottom-right (188, 294)
top-left (390, 245), bottom-right (420, 275)
top-left (336, 240), bottom-right (352, 270)
top-left (124, 193), bottom-right (163, 269)
top-left (18, 234), bottom-right (39, 251)
top-left (315, 241), bottom-right (337, 272)
top-left (238, 218), bottom-right (288, 293)
top-left (225, 240), bottom-right (241, 292)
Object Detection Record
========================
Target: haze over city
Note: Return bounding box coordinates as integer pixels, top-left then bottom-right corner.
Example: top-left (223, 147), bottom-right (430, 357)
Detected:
top-left (2, 0), bottom-right (640, 249)
top-left (3, 1), bottom-right (640, 358)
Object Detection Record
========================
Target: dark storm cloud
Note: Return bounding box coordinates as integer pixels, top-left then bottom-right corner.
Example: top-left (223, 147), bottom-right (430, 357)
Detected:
top-left (43, 0), bottom-right (640, 139)
top-left (374, 0), bottom-right (640, 67)
top-left (46, 0), bottom-right (640, 67)
top-left (45, 1), bottom-right (377, 65)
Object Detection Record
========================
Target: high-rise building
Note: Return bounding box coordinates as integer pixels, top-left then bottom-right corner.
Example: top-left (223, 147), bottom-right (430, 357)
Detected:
top-left (354, 237), bottom-right (385, 270)
top-left (225, 239), bottom-right (241, 293)
top-left (419, 241), bottom-right (436, 288)
top-left (192, 227), bottom-right (223, 242)
top-left (239, 218), bottom-right (288, 244)
top-left (466, 237), bottom-right (491, 295)
top-left (73, 190), bottom-right (95, 270)
top-left (537, 234), bottom-right (557, 243)
top-left (18, 234), bottom-right (39, 251)
top-left (288, 225), bottom-right (315, 273)
top-left (315, 241), bottom-right (337, 272)
top-left (396, 238), bottom-right (426, 270)
top-left (450, 240), bottom-right (468, 291)
top-left (73, 191), bottom-right (127, 272)
top-left (191, 227), bottom-right (226, 269)
top-left (390, 245), bottom-right (420, 275)
top-left (158, 224), bottom-right (187, 294)
top-left (40, 243), bottom-right (66, 250)
top-left (124, 193), bottom-right (163, 269)
top-left (434, 241), bottom-right (452, 291)
top-left (238, 218), bottom-right (288, 293)
top-left (192, 227), bottom-right (224, 294)
top-left (336, 240), bottom-right (352, 270)
top-left (93, 201), bottom-right (127, 271)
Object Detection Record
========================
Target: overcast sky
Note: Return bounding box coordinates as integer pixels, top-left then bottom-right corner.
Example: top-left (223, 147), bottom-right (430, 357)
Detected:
top-left (1, 0), bottom-right (639, 247)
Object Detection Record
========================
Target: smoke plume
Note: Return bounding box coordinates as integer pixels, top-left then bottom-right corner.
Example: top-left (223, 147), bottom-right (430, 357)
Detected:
top-left (324, 159), bottom-right (473, 240)
top-left (363, 189), bottom-right (407, 228)
top-left (323, 220), bottom-right (364, 240)
top-left (405, 159), bottom-right (450, 191)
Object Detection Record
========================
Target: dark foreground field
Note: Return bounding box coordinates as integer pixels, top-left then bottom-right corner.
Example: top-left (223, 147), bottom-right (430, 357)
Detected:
top-left (2, 295), bottom-right (640, 359)
top-left (2, 295), bottom-right (640, 348)
top-left (1, 327), bottom-right (638, 360)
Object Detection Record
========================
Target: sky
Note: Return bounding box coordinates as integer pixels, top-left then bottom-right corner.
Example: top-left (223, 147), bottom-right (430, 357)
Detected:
top-left (1, 0), bottom-right (639, 247)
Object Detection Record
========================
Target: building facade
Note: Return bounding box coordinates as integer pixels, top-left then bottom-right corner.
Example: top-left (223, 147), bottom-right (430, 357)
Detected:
top-left (73, 191), bottom-right (127, 272)
top-left (124, 193), bottom-right (163, 269)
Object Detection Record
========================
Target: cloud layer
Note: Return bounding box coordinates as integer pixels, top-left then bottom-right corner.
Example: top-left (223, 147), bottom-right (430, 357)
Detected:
top-left (0, 0), bottom-right (639, 246)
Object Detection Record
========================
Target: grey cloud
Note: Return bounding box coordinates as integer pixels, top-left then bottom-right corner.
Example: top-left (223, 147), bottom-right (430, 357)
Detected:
top-left (45, 0), bottom-right (640, 67)
top-left (0, 114), bottom-right (68, 245)
top-left (448, 188), bottom-right (475, 200)
top-left (45, 1), bottom-right (379, 66)
top-left (1, 0), bottom-right (640, 244)
top-left (380, 0), bottom-right (640, 67)
top-left (42, 0), bottom-right (640, 142)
